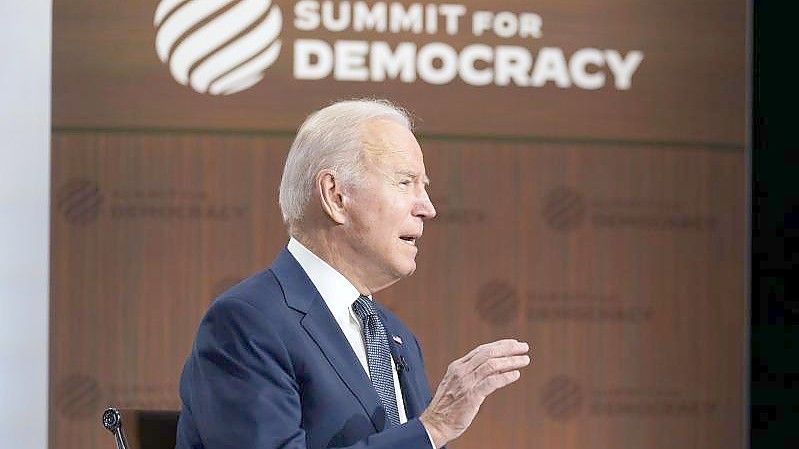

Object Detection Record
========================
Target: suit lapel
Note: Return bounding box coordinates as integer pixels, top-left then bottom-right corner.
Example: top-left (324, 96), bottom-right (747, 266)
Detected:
top-left (270, 248), bottom-right (384, 431)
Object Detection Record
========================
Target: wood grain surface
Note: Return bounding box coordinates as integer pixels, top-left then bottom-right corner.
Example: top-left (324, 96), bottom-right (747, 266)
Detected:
top-left (51, 1), bottom-right (746, 448)
top-left (50, 132), bottom-right (744, 449)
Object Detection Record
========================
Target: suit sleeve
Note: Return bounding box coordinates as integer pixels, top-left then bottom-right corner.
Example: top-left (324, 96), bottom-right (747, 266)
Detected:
top-left (180, 296), bottom-right (432, 449)
top-left (413, 335), bottom-right (446, 449)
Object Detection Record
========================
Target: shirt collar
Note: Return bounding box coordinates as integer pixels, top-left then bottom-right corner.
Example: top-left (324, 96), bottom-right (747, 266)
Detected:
top-left (287, 237), bottom-right (368, 324)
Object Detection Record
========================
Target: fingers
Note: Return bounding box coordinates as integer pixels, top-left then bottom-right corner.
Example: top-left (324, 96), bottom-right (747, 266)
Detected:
top-left (420, 338), bottom-right (533, 448)
top-left (460, 339), bottom-right (530, 375)
top-left (474, 369), bottom-right (522, 397)
top-left (455, 339), bottom-right (527, 369)
top-left (462, 339), bottom-right (528, 362)
top-left (439, 339), bottom-right (530, 403)
top-left (473, 354), bottom-right (530, 380)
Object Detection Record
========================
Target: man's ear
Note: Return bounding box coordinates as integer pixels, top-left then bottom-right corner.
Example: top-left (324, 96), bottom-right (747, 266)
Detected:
top-left (317, 170), bottom-right (347, 225)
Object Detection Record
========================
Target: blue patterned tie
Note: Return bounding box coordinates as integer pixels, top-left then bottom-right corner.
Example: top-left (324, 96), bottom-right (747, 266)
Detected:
top-left (352, 295), bottom-right (401, 427)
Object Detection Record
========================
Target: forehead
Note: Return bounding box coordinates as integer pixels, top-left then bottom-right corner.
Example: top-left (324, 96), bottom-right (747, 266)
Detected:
top-left (362, 119), bottom-right (425, 172)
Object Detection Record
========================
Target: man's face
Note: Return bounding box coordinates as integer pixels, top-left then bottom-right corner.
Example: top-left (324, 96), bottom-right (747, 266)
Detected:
top-left (341, 119), bottom-right (436, 291)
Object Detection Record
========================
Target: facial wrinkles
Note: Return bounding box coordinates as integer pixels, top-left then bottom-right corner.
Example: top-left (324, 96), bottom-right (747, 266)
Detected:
top-left (361, 136), bottom-right (407, 188)
top-left (364, 142), bottom-right (425, 194)
top-left (361, 131), bottom-right (391, 158)
top-left (339, 188), bottom-right (396, 293)
top-left (338, 121), bottom-right (426, 289)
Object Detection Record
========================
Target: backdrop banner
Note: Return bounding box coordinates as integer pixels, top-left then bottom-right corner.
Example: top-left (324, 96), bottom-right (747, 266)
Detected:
top-left (51, 1), bottom-right (746, 449)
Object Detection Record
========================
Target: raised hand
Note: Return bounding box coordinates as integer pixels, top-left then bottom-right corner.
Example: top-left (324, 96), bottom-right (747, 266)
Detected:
top-left (419, 339), bottom-right (532, 448)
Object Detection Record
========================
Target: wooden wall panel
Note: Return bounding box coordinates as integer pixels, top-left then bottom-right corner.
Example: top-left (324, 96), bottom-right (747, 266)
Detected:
top-left (397, 141), bottom-right (746, 449)
top-left (50, 133), bottom-right (290, 448)
top-left (51, 1), bottom-right (747, 447)
top-left (50, 132), bottom-right (744, 449)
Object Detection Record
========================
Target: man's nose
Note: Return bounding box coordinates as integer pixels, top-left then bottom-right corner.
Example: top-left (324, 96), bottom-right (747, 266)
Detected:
top-left (414, 191), bottom-right (437, 220)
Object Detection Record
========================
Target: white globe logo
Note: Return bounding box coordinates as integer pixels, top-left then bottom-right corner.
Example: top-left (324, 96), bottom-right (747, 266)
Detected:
top-left (154, 0), bottom-right (282, 95)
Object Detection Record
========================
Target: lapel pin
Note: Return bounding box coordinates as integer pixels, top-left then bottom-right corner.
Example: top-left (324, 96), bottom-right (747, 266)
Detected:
top-left (392, 335), bottom-right (403, 345)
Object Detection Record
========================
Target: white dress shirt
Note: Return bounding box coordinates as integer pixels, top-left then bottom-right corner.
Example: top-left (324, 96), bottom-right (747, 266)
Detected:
top-left (287, 237), bottom-right (409, 423)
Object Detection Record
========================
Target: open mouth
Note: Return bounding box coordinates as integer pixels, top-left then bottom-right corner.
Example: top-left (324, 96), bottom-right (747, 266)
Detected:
top-left (399, 235), bottom-right (419, 246)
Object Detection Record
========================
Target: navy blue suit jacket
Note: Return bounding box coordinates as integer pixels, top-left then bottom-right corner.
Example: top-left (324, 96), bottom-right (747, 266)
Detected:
top-left (176, 248), bottom-right (435, 449)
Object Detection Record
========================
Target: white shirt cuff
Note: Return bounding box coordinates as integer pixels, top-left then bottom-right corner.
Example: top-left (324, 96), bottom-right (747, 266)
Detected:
top-left (423, 423), bottom-right (437, 449)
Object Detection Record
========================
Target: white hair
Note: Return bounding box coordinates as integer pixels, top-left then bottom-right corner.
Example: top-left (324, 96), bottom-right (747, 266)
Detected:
top-left (278, 98), bottom-right (412, 229)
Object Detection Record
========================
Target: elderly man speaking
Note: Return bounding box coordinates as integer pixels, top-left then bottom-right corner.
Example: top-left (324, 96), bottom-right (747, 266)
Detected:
top-left (175, 99), bottom-right (531, 449)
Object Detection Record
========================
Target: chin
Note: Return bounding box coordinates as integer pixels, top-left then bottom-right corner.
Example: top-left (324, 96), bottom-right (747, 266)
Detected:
top-left (376, 262), bottom-right (416, 291)
top-left (386, 257), bottom-right (417, 280)
top-left (400, 260), bottom-right (417, 277)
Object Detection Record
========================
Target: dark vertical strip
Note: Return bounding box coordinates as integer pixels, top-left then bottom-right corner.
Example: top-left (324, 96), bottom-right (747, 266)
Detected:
top-left (744, 0), bottom-right (753, 447)
top-left (751, 1), bottom-right (799, 447)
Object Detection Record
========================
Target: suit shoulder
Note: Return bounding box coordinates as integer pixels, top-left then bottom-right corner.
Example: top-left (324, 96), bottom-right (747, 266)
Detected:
top-left (212, 268), bottom-right (287, 314)
top-left (197, 268), bottom-right (299, 351)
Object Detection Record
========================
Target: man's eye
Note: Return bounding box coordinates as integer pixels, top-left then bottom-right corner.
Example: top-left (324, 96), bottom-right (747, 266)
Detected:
top-left (399, 180), bottom-right (412, 186)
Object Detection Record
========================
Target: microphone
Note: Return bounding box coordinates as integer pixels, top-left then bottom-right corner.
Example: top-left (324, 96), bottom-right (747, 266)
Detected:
top-left (394, 354), bottom-right (410, 373)
top-left (102, 408), bottom-right (129, 449)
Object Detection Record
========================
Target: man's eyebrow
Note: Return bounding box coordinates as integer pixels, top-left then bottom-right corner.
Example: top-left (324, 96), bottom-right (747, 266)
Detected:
top-left (396, 171), bottom-right (431, 185)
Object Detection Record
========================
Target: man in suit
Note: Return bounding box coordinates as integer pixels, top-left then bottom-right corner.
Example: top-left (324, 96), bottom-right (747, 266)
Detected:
top-left (175, 99), bottom-right (531, 449)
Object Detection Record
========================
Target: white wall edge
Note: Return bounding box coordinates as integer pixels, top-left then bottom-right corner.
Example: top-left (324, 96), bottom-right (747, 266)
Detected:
top-left (0, 1), bottom-right (52, 449)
